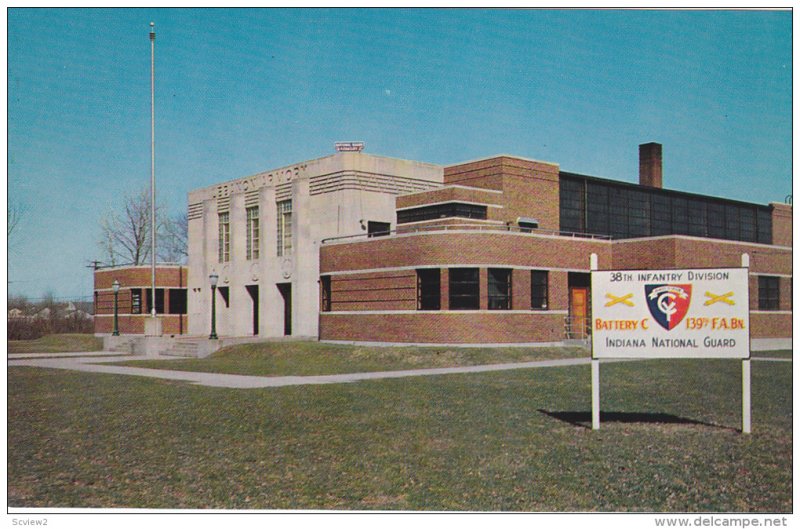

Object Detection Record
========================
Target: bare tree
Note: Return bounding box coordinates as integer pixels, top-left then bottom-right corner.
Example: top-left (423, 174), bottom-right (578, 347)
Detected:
top-left (97, 188), bottom-right (187, 266)
top-left (160, 210), bottom-right (188, 264)
top-left (98, 188), bottom-right (161, 266)
top-left (8, 201), bottom-right (26, 244)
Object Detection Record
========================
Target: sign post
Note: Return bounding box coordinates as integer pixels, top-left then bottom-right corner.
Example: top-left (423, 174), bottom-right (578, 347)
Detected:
top-left (589, 253), bottom-right (752, 433)
top-left (590, 253), bottom-right (600, 430)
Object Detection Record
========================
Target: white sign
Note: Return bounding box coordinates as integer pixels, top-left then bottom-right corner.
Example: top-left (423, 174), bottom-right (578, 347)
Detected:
top-left (591, 267), bottom-right (750, 359)
top-left (335, 141), bottom-right (365, 152)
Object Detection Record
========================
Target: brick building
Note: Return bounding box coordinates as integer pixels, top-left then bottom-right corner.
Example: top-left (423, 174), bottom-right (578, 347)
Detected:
top-left (94, 264), bottom-right (188, 335)
top-left (319, 144), bottom-right (792, 349)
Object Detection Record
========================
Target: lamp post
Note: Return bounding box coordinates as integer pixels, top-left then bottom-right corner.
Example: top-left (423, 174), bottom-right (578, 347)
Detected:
top-left (209, 273), bottom-right (219, 340)
top-left (112, 280), bottom-right (120, 336)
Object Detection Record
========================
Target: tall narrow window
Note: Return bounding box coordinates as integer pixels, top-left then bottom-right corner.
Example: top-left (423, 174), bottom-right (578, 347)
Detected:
top-left (218, 212), bottom-right (230, 262)
top-left (277, 200), bottom-right (292, 256)
top-left (758, 276), bottom-right (779, 310)
top-left (246, 206), bottom-right (260, 260)
top-left (449, 268), bottom-right (479, 310)
top-left (531, 270), bottom-right (548, 310)
top-left (417, 269), bottom-right (441, 310)
top-left (488, 268), bottom-right (512, 310)
top-left (321, 276), bottom-right (332, 312)
top-left (131, 289), bottom-right (142, 314)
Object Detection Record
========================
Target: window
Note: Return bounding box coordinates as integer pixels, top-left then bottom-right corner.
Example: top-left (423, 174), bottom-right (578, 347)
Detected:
top-left (488, 268), bottom-right (512, 310)
top-left (417, 269), bottom-right (441, 310)
top-left (168, 289), bottom-right (187, 315)
top-left (246, 207), bottom-right (260, 260)
top-left (218, 212), bottom-right (230, 262)
top-left (756, 209), bottom-right (772, 245)
top-left (131, 289), bottom-right (142, 314)
top-left (397, 203), bottom-right (488, 224)
top-left (277, 200), bottom-right (292, 256)
top-left (367, 221), bottom-right (391, 237)
top-left (531, 270), bottom-right (548, 309)
top-left (758, 276), bottom-right (780, 310)
top-left (449, 268), bottom-right (479, 310)
top-left (321, 276), bottom-right (332, 312)
top-left (145, 288), bottom-right (165, 314)
top-left (561, 174), bottom-right (772, 244)
top-left (559, 178), bottom-right (585, 234)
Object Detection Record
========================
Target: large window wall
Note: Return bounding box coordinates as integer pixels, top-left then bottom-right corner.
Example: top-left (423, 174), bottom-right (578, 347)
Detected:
top-left (559, 173), bottom-right (772, 244)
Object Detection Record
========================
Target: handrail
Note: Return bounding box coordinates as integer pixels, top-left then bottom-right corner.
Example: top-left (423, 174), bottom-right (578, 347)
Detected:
top-left (321, 223), bottom-right (611, 244)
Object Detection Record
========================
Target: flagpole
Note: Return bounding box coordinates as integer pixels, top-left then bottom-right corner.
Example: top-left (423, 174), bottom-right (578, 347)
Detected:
top-left (150, 21), bottom-right (157, 319)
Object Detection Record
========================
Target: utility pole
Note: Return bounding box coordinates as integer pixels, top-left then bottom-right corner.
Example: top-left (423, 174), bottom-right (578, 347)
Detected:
top-left (150, 21), bottom-right (157, 319)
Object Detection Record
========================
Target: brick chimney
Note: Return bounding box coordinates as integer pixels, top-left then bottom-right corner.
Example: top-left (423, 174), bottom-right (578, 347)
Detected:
top-left (639, 142), bottom-right (662, 188)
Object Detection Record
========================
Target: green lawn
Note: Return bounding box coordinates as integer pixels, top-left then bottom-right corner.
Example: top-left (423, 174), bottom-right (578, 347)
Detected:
top-left (7, 356), bottom-right (791, 511)
top-left (113, 341), bottom-right (589, 376)
top-left (750, 349), bottom-right (792, 359)
top-left (8, 334), bottom-right (103, 355)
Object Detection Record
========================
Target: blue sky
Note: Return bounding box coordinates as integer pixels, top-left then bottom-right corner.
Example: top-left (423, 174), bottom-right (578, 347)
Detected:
top-left (7, 8), bottom-right (792, 300)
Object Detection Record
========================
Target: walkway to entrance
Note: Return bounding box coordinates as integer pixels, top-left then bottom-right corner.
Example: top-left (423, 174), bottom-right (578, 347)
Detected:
top-left (7, 353), bottom-right (789, 390)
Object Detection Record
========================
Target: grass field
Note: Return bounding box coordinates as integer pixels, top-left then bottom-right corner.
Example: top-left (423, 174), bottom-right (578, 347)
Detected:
top-left (113, 341), bottom-right (590, 376)
top-left (8, 334), bottom-right (103, 355)
top-left (7, 353), bottom-right (792, 511)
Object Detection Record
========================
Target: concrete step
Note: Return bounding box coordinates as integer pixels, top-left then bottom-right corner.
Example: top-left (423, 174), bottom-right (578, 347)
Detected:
top-left (161, 340), bottom-right (201, 358)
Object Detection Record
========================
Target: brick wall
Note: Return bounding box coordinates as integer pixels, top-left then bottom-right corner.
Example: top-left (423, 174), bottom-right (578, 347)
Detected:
top-left (319, 230), bottom-right (790, 344)
top-left (94, 265), bottom-right (189, 334)
top-left (320, 312), bottom-right (564, 344)
top-left (396, 186), bottom-right (502, 210)
top-left (321, 232), bottom-right (611, 274)
top-left (442, 156), bottom-right (561, 231)
top-left (771, 203), bottom-right (792, 247)
top-left (94, 266), bottom-right (187, 290)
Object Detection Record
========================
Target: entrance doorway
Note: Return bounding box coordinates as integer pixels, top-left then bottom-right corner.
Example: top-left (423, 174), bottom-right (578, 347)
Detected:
top-left (568, 272), bottom-right (591, 339)
top-left (277, 283), bottom-right (292, 336)
top-left (246, 285), bottom-right (259, 336)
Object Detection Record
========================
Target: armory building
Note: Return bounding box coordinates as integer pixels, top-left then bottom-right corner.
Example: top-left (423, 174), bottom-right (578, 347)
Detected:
top-left (95, 143), bottom-right (792, 351)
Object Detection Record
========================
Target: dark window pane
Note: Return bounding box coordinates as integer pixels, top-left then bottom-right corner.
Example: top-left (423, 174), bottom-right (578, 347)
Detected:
top-left (531, 270), bottom-right (548, 310)
top-left (488, 268), bottom-right (512, 310)
top-left (449, 268), bottom-right (479, 310)
top-left (739, 208), bottom-right (755, 242)
top-left (168, 289), bottom-right (187, 315)
top-left (758, 276), bottom-right (779, 310)
top-left (367, 221), bottom-right (391, 237)
top-left (145, 289), bottom-right (165, 314)
top-left (757, 208), bottom-right (772, 244)
top-left (417, 269), bottom-right (441, 310)
top-left (321, 276), bottom-right (332, 312)
top-left (398, 203), bottom-right (487, 224)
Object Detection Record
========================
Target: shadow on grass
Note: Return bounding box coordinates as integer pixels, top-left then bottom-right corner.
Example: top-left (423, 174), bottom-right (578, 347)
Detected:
top-left (538, 409), bottom-right (737, 431)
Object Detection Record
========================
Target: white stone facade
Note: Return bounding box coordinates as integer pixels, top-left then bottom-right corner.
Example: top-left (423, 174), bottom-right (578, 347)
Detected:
top-left (187, 152), bottom-right (443, 338)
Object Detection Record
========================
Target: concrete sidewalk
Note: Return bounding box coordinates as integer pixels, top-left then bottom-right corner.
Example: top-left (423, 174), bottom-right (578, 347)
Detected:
top-left (7, 353), bottom-right (790, 389)
top-left (8, 354), bottom-right (593, 389)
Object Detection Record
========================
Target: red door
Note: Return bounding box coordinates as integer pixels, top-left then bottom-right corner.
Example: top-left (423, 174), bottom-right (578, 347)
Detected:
top-left (570, 287), bottom-right (589, 338)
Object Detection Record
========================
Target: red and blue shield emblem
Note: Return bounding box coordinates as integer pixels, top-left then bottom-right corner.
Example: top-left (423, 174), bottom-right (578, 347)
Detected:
top-left (645, 284), bottom-right (692, 331)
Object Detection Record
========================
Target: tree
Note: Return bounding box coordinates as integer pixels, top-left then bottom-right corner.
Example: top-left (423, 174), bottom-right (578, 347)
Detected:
top-left (160, 210), bottom-right (188, 263)
top-left (97, 187), bottom-right (187, 266)
top-left (8, 201), bottom-right (26, 245)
